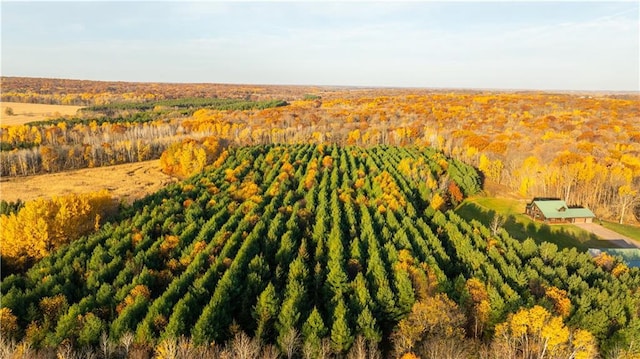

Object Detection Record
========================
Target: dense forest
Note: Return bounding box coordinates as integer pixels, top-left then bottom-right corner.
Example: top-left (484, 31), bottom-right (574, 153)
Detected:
top-left (1, 77), bottom-right (638, 224)
top-left (1, 77), bottom-right (639, 358)
top-left (1, 145), bottom-right (639, 358)
top-left (0, 76), bottom-right (317, 104)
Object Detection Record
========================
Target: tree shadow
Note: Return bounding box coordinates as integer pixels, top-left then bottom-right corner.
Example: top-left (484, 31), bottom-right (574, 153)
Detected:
top-left (455, 201), bottom-right (611, 250)
top-left (603, 239), bottom-right (636, 249)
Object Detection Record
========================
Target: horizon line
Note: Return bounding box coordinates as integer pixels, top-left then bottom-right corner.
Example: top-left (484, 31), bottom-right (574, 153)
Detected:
top-left (2, 75), bottom-right (639, 95)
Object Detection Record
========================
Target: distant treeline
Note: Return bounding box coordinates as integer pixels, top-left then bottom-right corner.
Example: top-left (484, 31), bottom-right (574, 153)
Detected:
top-left (20, 98), bottom-right (288, 128)
top-left (81, 98), bottom-right (288, 116)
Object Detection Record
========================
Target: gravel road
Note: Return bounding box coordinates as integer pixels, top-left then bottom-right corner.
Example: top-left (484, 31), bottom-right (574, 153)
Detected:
top-left (573, 223), bottom-right (640, 248)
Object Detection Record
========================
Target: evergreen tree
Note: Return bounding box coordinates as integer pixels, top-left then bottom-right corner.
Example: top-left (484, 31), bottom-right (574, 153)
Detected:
top-left (394, 267), bottom-right (416, 318)
top-left (357, 306), bottom-right (382, 343)
top-left (352, 273), bottom-right (373, 312)
top-left (330, 298), bottom-right (353, 353)
top-left (253, 283), bottom-right (279, 342)
top-left (302, 307), bottom-right (328, 356)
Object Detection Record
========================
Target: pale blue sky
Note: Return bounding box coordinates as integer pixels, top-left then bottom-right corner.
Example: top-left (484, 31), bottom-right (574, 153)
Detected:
top-left (1, 1), bottom-right (638, 91)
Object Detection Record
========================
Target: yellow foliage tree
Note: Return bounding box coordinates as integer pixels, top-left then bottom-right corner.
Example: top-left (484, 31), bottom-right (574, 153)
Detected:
top-left (493, 305), bottom-right (597, 359)
top-left (322, 155), bottom-right (333, 169)
top-left (117, 285), bottom-right (151, 314)
top-left (611, 263), bottom-right (629, 277)
top-left (545, 286), bottom-right (572, 317)
top-left (430, 193), bottom-right (445, 211)
top-left (518, 156), bottom-right (541, 197)
top-left (392, 294), bottom-right (466, 357)
top-left (40, 294), bottom-right (68, 324)
top-left (160, 235), bottom-right (180, 256)
top-left (593, 252), bottom-right (615, 272)
top-left (0, 308), bottom-right (19, 339)
top-left (231, 181), bottom-right (262, 204)
top-left (160, 137), bottom-right (221, 178)
top-left (400, 353), bottom-right (420, 359)
top-left (0, 191), bottom-right (116, 271)
top-left (617, 184), bottom-right (639, 224)
top-left (465, 278), bottom-right (491, 338)
top-left (346, 129), bottom-right (361, 145)
top-left (478, 154), bottom-right (503, 183)
top-left (570, 329), bottom-right (598, 359)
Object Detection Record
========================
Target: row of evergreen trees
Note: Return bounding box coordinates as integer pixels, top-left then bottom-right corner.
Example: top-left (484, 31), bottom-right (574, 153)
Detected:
top-left (1, 144), bottom-right (637, 357)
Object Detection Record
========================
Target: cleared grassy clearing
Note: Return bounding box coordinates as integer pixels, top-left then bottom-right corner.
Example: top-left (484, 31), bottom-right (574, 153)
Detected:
top-left (601, 220), bottom-right (640, 243)
top-left (1, 101), bottom-right (82, 126)
top-left (0, 159), bottom-right (175, 204)
top-left (455, 196), bottom-right (618, 250)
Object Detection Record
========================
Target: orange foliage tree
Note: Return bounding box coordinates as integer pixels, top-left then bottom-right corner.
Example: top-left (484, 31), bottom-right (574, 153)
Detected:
top-left (545, 286), bottom-right (572, 318)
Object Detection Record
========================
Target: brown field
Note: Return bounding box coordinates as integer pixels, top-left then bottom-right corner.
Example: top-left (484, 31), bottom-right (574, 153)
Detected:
top-left (0, 101), bottom-right (83, 126)
top-left (0, 160), bottom-right (176, 204)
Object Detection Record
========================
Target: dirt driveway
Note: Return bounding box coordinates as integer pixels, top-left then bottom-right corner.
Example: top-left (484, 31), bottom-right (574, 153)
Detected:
top-left (573, 223), bottom-right (640, 248)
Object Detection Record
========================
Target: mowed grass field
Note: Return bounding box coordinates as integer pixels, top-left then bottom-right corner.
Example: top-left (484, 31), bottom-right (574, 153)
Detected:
top-left (0, 101), bottom-right (82, 125)
top-left (601, 220), bottom-right (640, 243)
top-left (455, 196), bottom-right (621, 250)
top-left (0, 160), bottom-right (176, 204)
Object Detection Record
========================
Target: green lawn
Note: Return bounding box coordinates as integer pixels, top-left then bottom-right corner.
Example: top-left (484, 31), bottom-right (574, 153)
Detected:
top-left (600, 220), bottom-right (640, 243)
top-left (455, 197), bottom-right (619, 250)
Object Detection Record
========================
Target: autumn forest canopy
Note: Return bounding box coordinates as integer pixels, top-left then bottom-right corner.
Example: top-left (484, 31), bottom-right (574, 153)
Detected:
top-left (2, 77), bottom-right (638, 223)
top-left (0, 77), bottom-right (639, 358)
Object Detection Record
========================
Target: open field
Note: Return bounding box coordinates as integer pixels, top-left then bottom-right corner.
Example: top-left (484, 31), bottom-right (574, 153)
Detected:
top-left (0, 159), bottom-right (175, 204)
top-left (0, 101), bottom-right (82, 125)
top-left (455, 196), bottom-right (620, 250)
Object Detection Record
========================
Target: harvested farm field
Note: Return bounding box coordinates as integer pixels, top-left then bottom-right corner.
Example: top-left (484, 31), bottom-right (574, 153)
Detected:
top-left (0, 101), bottom-right (82, 126)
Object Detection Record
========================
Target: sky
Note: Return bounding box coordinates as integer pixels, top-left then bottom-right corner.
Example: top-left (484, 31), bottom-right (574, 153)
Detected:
top-left (1, 1), bottom-right (638, 91)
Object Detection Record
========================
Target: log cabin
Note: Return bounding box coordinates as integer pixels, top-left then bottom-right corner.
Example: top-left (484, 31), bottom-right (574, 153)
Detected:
top-left (526, 199), bottom-right (595, 224)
